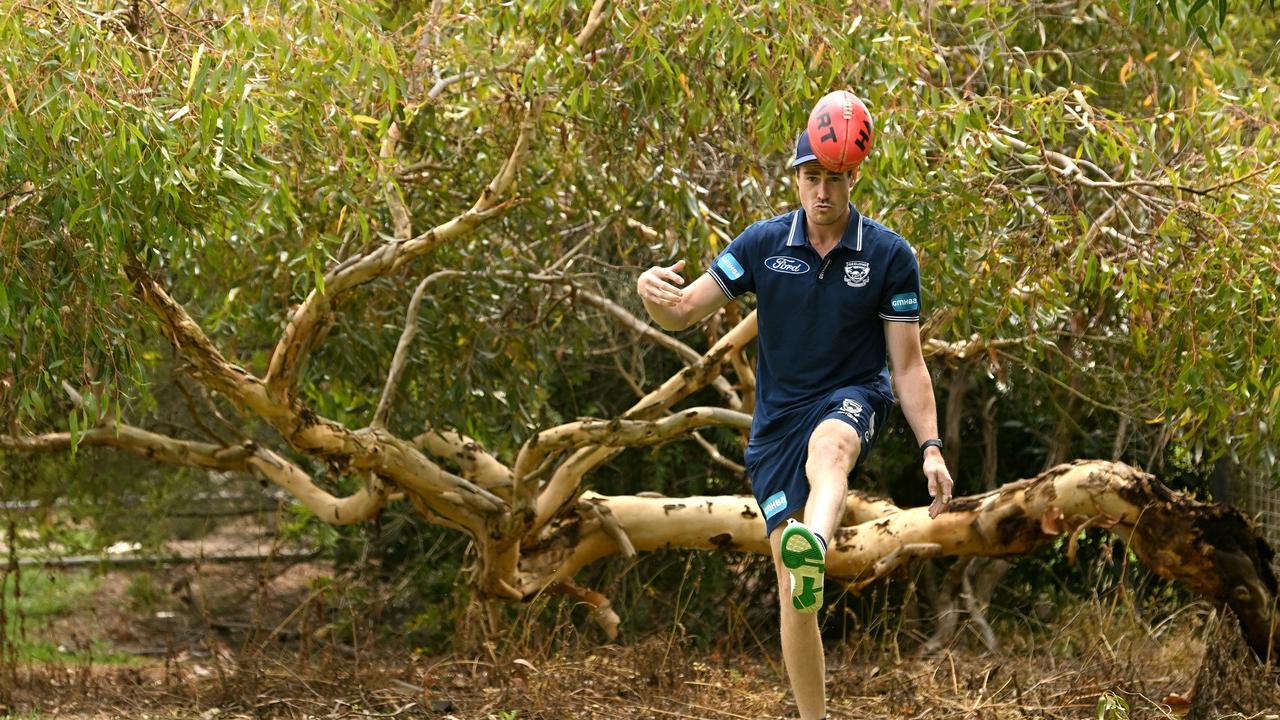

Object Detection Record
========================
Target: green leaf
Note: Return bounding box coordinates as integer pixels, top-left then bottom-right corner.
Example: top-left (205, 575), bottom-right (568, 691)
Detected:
top-left (1193, 23), bottom-right (1211, 47)
top-left (68, 409), bottom-right (80, 460)
top-left (221, 168), bottom-right (257, 188)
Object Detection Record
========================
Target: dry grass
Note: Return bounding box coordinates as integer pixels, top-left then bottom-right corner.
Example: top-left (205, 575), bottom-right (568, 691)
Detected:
top-left (2, 554), bottom-right (1277, 719)
top-left (0, 632), bottom-right (1213, 719)
top-left (0, 583), bottom-right (1251, 719)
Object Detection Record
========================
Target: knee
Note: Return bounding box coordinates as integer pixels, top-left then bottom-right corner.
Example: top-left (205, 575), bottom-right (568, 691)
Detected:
top-left (807, 422), bottom-right (860, 477)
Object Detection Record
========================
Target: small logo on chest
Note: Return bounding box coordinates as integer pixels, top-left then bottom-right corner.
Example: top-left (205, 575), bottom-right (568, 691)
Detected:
top-left (764, 256), bottom-right (810, 275)
top-left (844, 261), bottom-right (871, 288)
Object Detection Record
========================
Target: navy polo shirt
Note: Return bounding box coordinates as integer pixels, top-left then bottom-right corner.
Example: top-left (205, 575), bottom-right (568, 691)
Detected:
top-left (707, 205), bottom-right (921, 442)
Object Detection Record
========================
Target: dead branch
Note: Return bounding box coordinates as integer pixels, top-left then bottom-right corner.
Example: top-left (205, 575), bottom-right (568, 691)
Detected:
top-left (544, 580), bottom-right (620, 640)
top-left (848, 543), bottom-right (943, 594)
top-left (580, 500), bottom-right (636, 558)
top-left (691, 430), bottom-right (746, 475)
top-left (922, 557), bottom-right (968, 655)
top-left (964, 557), bottom-right (1009, 653)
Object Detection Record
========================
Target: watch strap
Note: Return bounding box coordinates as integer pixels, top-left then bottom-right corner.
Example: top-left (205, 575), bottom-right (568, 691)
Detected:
top-left (920, 438), bottom-right (944, 457)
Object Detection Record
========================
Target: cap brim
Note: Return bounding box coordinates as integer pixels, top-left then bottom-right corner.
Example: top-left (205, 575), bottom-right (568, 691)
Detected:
top-left (790, 153), bottom-right (817, 168)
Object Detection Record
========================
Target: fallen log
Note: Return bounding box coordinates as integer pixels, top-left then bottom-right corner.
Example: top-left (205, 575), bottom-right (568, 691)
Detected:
top-left (523, 461), bottom-right (1278, 660)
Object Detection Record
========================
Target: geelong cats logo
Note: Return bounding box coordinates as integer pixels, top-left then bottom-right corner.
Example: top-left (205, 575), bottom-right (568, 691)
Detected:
top-left (844, 261), bottom-right (870, 288)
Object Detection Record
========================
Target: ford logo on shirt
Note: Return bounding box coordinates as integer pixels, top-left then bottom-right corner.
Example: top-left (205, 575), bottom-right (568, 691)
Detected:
top-left (764, 256), bottom-right (810, 274)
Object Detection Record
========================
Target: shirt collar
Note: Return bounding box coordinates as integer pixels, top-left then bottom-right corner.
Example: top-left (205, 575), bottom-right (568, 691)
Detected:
top-left (785, 204), bottom-right (864, 252)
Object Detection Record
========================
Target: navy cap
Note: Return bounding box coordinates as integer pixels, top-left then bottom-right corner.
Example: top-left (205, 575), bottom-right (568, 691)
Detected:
top-left (790, 129), bottom-right (817, 168)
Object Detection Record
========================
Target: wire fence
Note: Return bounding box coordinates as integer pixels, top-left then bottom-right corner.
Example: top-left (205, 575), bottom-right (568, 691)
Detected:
top-left (1239, 470), bottom-right (1280, 550)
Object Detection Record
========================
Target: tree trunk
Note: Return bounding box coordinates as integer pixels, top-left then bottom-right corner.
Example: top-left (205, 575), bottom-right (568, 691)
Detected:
top-left (522, 461), bottom-right (1279, 660)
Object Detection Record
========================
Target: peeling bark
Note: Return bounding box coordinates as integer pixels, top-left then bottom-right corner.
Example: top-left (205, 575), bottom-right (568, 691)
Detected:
top-left (517, 461), bottom-right (1278, 659)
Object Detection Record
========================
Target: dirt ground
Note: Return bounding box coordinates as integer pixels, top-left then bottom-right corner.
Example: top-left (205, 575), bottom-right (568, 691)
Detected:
top-left (2, 519), bottom-right (1278, 719)
top-left (0, 563), bottom-right (1237, 720)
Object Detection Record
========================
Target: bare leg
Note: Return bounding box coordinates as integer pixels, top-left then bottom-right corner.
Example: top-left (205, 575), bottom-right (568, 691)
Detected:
top-left (772, 523), bottom-right (826, 720)
top-left (804, 419), bottom-right (860, 542)
top-left (773, 419), bottom-right (860, 720)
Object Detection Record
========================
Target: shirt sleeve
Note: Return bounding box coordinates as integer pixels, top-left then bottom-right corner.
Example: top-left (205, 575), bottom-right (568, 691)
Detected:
top-left (706, 222), bottom-right (760, 299)
top-left (878, 237), bottom-right (922, 322)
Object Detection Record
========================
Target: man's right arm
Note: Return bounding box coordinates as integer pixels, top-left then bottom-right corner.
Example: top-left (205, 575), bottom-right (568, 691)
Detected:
top-left (636, 259), bottom-right (733, 332)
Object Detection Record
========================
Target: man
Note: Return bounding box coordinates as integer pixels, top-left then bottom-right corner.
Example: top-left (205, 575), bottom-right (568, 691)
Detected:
top-left (635, 127), bottom-right (954, 720)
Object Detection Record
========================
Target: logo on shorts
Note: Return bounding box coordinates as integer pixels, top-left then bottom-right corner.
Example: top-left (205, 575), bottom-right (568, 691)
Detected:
top-left (716, 252), bottom-right (745, 280)
top-left (838, 399), bottom-right (863, 420)
top-left (844, 261), bottom-right (870, 288)
top-left (764, 256), bottom-right (810, 275)
top-left (761, 491), bottom-right (788, 520)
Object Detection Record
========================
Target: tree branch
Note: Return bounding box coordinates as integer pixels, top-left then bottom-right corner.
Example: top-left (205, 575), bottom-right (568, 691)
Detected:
top-left (690, 430), bottom-right (745, 475)
top-left (413, 427), bottom-right (514, 492)
top-left (363, 267), bottom-right (742, 410)
top-left (2, 424), bottom-right (249, 469)
top-left (526, 312), bottom-right (759, 536)
top-left (373, 272), bottom-right (446, 429)
top-left (991, 127), bottom-right (1259, 201)
top-left (263, 98), bottom-right (543, 403)
top-left (521, 461), bottom-right (1278, 664)
top-left (847, 543), bottom-right (943, 594)
top-left (574, 0), bottom-right (611, 49)
top-left (573, 286), bottom-right (741, 410)
top-left (126, 262), bottom-right (281, 421)
top-left (1, 424), bottom-right (385, 525)
top-left (246, 449), bottom-right (387, 525)
top-left (380, 122), bottom-right (412, 242)
top-left (922, 333), bottom-right (1033, 364)
top-left (127, 264), bottom-right (502, 529)
top-left (513, 406), bottom-right (751, 485)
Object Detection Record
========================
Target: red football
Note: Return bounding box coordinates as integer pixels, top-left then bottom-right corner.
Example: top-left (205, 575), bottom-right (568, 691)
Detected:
top-left (806, 90), bottom-right (874, 172)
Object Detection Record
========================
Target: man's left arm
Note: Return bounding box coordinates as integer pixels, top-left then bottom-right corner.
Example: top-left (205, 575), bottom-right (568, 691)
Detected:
top-left (885, 320), bottom-right (954, 519)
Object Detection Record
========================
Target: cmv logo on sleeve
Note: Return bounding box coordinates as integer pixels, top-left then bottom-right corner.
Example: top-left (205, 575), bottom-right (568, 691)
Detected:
top-left (716, 252), bottom-right (745, 280)
top-left (890, 292), bottom-right (919, 312)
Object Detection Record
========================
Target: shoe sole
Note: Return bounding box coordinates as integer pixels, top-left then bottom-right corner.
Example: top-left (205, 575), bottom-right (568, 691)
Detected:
top-left (780, 523), bottom-right (824, 614)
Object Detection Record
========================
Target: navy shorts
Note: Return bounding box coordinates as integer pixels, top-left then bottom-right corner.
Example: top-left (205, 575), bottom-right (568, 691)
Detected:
top-left (744, 385), bottom-right (892, 537)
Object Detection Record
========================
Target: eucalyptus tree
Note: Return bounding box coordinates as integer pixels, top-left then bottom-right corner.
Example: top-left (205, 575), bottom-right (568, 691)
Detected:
top-left (2, 0), bottom-right (1278, 655)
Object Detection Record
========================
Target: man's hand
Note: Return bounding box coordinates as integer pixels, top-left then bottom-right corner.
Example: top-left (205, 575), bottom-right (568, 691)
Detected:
top-left (925, 450), bottom-right (954, 519)
top-left (637, 259), bottom-right (687, 307)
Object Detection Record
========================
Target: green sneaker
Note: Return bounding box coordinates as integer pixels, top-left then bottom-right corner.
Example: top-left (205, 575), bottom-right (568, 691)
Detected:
top-left (780, 519), bottom-right (825, 614)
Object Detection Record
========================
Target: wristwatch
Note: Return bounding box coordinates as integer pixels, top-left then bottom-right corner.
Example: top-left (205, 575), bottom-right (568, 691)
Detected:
top-left (920, 438), bottom-right (944, 457)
